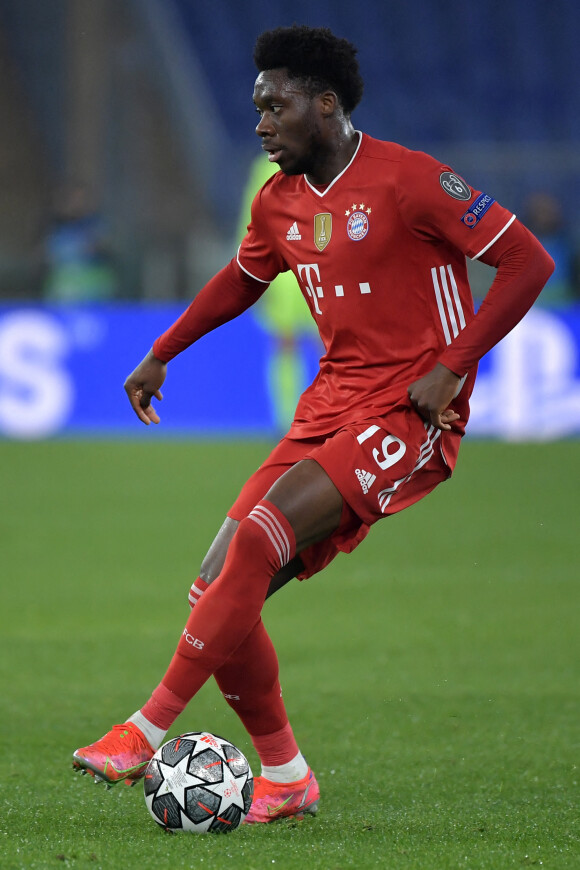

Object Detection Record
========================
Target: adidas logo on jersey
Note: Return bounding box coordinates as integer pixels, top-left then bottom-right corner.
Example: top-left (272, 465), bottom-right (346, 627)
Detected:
top-left (286, 221), bottom-right (301, 240)
top-left (355, 468), bottom-right (376, 494)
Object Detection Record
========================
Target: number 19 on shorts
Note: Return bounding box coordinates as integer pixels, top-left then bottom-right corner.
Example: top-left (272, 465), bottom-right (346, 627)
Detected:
top-left (356, 424), bottom-right (407, 470)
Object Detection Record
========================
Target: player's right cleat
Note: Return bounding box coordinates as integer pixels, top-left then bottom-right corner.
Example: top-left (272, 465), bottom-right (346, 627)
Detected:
top-left (243, 767), bottom-right (320, 824)
top-left (72, 722), bottom-right (154, 786)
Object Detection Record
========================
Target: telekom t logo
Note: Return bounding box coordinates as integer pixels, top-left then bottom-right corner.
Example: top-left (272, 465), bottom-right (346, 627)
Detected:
top-left (297, 263), bottom-right (323, 314)
top-left (297, 263), bottom-right (371, 315)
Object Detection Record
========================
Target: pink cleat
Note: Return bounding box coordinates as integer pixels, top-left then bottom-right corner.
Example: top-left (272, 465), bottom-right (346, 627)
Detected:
top-left (72, 722), bottom-right (154, 787)
top-left (244, 767), bottom-right (320, 824)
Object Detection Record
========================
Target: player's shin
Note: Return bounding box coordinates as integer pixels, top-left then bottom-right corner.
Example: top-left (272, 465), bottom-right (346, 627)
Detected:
top-left (143, 500), bottom-right (297, 731)
top-left (215, 621), bottom-right (308, 782)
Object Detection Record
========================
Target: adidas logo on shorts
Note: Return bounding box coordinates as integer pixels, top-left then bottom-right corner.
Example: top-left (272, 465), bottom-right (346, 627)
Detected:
top-left (355, 468), bottom-right (376, 494)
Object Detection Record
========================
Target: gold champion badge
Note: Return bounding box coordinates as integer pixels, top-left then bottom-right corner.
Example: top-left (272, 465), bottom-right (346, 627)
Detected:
top-left (314, 213), bottom-right (332, 251)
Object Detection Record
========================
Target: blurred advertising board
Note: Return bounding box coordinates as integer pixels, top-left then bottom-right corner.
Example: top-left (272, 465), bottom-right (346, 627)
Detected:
top-left (0, 304), bottom-right (579, 440)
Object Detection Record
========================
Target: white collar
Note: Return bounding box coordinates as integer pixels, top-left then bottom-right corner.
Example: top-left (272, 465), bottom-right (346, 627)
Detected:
top-left (304, 131), bottom-right (363, 197)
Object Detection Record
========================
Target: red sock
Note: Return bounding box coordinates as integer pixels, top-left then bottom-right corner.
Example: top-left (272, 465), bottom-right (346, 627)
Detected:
top-left (215, 621), bottom-right (300, 765)
top-left (141, 682), bottom-right (188, 729)
top-left (251, 722), bottom-right (299, 767)
top-left (214, 619), bottom-right (288, 735)
top-left (188, 576), bottom-right (209, 608)
top-left (142, 501), bottom-right (296, 731)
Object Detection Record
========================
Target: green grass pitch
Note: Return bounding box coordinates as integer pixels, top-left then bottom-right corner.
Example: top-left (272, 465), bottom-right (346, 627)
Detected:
top-left (0, 439), bottom-right (578, 869)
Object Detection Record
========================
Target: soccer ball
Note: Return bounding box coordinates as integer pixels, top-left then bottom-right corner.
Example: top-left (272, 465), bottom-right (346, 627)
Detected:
top-left (144, 731), bottom-right (254, 833)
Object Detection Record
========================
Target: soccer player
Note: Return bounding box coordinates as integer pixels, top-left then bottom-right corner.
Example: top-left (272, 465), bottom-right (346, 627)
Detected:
top-left (73, 25), bottom-right (554, 823)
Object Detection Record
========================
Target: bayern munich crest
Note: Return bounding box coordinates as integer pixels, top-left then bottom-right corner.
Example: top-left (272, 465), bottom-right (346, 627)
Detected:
top-left (346, 210), bottom-right (369, 241)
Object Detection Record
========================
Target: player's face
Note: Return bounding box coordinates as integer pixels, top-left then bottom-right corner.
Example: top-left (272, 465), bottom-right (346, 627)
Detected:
top-left (253, 69), bottom-right (326, 176)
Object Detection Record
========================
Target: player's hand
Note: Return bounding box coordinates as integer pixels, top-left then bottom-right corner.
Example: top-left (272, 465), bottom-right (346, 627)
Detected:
top-left (124, 349), bottom-right (166, 425)
top-left (407, 363), bottom-right (462, 432)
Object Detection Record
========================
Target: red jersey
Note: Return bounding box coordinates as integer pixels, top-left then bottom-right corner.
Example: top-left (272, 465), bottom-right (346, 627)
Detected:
top-left (237, 132), bottom-right (515, 439)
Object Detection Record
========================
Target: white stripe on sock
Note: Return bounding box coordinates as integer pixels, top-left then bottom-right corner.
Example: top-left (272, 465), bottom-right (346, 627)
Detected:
top-left (251, 505), bottom-right (290, 562)
top-left (248, 505), bottom-right (291, 566)
top-left (248, 513), bottom-right (284, 568)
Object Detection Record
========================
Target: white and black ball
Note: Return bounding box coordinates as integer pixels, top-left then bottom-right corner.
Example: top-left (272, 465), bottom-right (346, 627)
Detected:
top-left (144, 731), bottom-right (253, 833)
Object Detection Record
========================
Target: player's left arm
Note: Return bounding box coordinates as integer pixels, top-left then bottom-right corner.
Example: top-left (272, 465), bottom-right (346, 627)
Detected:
top-left (407, 364), bottom-right (462, 431)
top-left (439, 219), bottom-right (554, 374)
top-left (408, 219), bottom-right (554, 430)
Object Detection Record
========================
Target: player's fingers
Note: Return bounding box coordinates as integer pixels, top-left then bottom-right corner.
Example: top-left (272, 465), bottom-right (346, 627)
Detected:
top-left (126, 387), bottom-right (153, 425)
top-left (433, 408), bottom-right (460, 431)
top-left (135, 399), bottom-right (155, 425)
top-left (144, 406), bottom-right (160, 424)
top-left (434, 416), bottom-right (452, 431)
top-left (133, 404), bottom-right (152, 425)
top-left (137, 389), bottom-right (161, 424)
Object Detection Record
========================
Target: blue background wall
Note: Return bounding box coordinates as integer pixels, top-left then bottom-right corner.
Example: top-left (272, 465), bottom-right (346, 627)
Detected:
top-left (1, 304), bottom-right (579, 440)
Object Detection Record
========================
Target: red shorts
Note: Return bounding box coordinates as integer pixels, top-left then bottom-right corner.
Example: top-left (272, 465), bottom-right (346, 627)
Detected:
top-left (229, 403), bottom-right (455, 579)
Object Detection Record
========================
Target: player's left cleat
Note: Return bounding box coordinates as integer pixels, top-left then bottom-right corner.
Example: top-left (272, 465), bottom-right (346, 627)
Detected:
top-left (243, 767), bottom-right (320, 824)
top-left (72, 722), bottom-right (155, 786)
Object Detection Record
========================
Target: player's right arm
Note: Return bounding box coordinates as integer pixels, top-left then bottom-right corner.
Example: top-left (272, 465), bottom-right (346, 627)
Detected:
top-left (124, 351), bottom-right (166, 425)
top-left (125, 179), bottom-right (285, 425)
top-left (125, 259), bottom-right (268, 424)
top-left (152, 259), bottom-right (268, 360)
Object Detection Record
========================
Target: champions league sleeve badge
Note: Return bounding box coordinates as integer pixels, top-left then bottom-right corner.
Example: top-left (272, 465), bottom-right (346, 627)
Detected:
top-left (439, 171), bottom-right (472, 202)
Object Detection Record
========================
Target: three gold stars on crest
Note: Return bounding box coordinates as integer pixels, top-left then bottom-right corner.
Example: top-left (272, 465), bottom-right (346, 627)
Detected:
top-left (345, 203), bottom-right (372, 216)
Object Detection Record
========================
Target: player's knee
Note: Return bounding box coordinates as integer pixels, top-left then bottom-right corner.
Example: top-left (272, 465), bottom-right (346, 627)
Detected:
top-left (237, 504), bottom-right (296, 573)
top-left (199, 552), bottom-right (220, 586)
top-left (188, 517), bottom-right (239, 606)
top-left (199, 518), bottom-right (239, 585)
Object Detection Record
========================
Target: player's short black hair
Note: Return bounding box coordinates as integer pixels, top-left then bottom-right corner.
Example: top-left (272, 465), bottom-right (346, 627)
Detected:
top-left (253, 25), bottom-right (364, 115)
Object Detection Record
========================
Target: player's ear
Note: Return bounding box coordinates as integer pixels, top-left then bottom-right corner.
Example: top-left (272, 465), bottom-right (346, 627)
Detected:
top-left (318, 90), bottom-right (338, 118)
